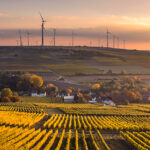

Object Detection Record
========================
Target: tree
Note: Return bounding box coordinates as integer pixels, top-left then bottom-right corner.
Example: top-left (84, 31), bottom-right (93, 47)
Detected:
top-left (1, 88), bottom-right (13, 98)
top-left (10, 96), bottom-right (21, 102)
top-left (29, 75), bottom-right (43, 88)
top-left (75, 93), bottom-right (87, 103)
top-left (46, 83), bottom-right (58, 96)
top-left (110, 80), bottom-right (121, 90)
top-left (121, 70), bottom-right (127, 75)
top-left (122, 76), bottom-right (135, 89)
top-left (67, 88), bottom-right (72, 94)
top-left (47, 83), bottom-right (55, 88)
top-left (1, 97), bottom-right (11, 102)
top-left (133, 76), bottom-right (141, 83)
top-left (92, 84), bottom-right (100, 90)
top-left (127, 91), bottom-right (137, 101)
top-left (17, 73), bottom-right (32, 91)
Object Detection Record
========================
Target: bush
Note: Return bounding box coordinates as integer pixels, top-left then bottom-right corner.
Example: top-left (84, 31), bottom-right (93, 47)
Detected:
top-left (1, 97), bottom-right (11, 102)
top-left (121, 70), bottom-right (127, 75)
top-left (30, 74), bottom-right (43, 88)
top-left (13, 92), bottom-right (19, 97)
top-left (1, 88), bottom-right (13, 98)
top-left (10, 96), bottom-right (21, 102)
top-left (124, 100), bottom-right (130, 105)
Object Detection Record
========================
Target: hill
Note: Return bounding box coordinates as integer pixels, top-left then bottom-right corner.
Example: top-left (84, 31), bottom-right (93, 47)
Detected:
top-left (0, 46), bottom-right (150, 76)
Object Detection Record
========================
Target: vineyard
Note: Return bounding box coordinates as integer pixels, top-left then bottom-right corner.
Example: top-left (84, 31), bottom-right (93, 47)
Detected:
top-left (0, 103), bottom-right (150, 150)
top-left (121, 131), bottom-right (150, 150)
top-left (43, 114), bottom-right (150, 131)
top-left (0, 103), bottom-right (44, 113)
top-left (35, 103), bottom-right (150, 116)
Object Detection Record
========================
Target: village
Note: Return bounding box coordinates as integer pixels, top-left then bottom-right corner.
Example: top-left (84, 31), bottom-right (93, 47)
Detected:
top-left (0, 71), bottom-right (150, 105)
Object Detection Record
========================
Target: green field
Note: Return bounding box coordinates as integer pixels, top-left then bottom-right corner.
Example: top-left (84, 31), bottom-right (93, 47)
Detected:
top-left (21, 97), bottom-right (63, 103)
top-left (1, 46), bottom-right (150, 75)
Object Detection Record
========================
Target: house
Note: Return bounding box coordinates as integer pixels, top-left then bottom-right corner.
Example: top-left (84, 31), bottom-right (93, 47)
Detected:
top-left (56, 93), bottom-right (62, 98)
top-left (64, 96), bottom-right (74, 103)
top-left (31, 92), bottom-right (46, 97)
top-left (88, 97), bottom-right (97, 104)
top-left (102, 100), bottom-right (116, 106)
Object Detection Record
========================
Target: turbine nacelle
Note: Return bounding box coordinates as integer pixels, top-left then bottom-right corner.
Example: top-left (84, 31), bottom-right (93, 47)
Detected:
top-left (39, 12), bottom-right (46, 23)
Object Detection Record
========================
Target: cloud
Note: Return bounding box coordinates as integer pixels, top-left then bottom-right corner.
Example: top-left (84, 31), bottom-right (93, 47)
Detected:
top-left (1, 24), bottom-right (150, 43)
top-left (1, 15), bottom-right (150, 43)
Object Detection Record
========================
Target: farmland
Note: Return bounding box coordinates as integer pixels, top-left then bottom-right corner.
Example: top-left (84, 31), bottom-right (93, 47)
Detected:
top-left (0, 102), bottom-right (150, 150)
top-left (1, 46), bottom-right (150, 75)
top-left (0, 46), bottom-right (150, 150)
top-left (1, 46), bottom-right (150, 90)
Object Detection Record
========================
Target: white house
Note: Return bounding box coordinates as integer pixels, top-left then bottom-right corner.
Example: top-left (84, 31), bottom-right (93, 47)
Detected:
top-left (31, 92), bottom-right (46, 97)
top-left (56, 93), bottom-right (62, 98)
top-left (64, 96), bottom-right (74, 103)
top-left (88, 97), bottom-right (97, 104)
top-left (102, 100), bottom-right (116, 106)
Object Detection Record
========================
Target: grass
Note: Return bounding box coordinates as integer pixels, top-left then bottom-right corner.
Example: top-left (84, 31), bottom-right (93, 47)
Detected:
top-left (21, 97), bottom-right (63, 103)
top-left (1, 46), bottom-right (150, 75)
top-left (46, 64), bottom-right (103, 75)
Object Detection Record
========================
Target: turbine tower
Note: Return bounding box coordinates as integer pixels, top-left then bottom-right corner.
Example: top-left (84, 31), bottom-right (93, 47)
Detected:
top-left (16, 40), bottom-right (19, 46)
top-left (106, 29), bottom-right (111, 48)
top-left (53, 29), bottom-right (56, 47)
top-left (117, 37), bottom-right (120, 49)
top-left (39, 12), bottom-right (46, 47)
top-left (19, 30), bottom-right (23, 47)
top-left (72, 31), bottom-right (74, 47)
top-left (123, 40), bottom-right (126, 49)
top-left (27, 31), bottom-right (31, 46)
top-left (113, 35), bottom-right (116, 49)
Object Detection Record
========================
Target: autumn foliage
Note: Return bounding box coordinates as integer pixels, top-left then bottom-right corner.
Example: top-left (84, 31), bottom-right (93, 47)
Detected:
top-left (91, 84), bottom-right (101, 90)
top-left (30, 75), bottom-right (43, 88)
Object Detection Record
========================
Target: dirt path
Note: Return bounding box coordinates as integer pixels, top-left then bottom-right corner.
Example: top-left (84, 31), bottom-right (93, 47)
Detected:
top-left (30, 115), bottom-right (49, 129)
top-left (43, 108), bottom-right (64, 115)
top-left (102, 133), bottom-right (134, 150)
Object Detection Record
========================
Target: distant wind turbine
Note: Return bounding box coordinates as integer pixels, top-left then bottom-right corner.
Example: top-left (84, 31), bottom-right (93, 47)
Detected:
top-left (39, 12), bottom-right (46, 47)
top-left (117, 37), bottom-right (120, 48)
top-left (106, 29), bottom-right (111, 48)
top-left (53, 29), bottom-right (56, 47)
top-left (123, 40), bottom-right (126, 49)
top-left (16, 40), bottom-right (19, 46)
top-left (113, 35), bottom-right (116, 48)
top-left (27, 31), bottom-right (31, 46)
top-left (72, 31), bottom-right (74, 47)
top-left (18, 30), bottom-right (23, 47)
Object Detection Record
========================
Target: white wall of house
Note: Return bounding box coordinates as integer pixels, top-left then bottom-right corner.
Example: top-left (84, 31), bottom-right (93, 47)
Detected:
top-left (31, 92), bottom-right (46, 97)
top-left (64, 96), bottom-right (74, 102)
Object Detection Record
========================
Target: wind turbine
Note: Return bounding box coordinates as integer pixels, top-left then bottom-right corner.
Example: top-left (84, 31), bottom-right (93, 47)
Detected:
top-left (106, 29), bottom-right (111, 48)
top-left (18, 30), bottom-right (23, 47)
top-left (113, 35), bottom-right (116, 49)
top-left (117, 37), bottom-right (120, 49)
top-left (53, 29), bottom-right (56, 47)
top-left (39, 12), bottom-right (46, 47)
top-left (123, 40), bottom-right (126, 49)
top-left (27, 31), bottom-right (31, 46)
top-left (16, 40), bottom-right (19, 46)
top-left (72, 31), bottom-right (74, 47)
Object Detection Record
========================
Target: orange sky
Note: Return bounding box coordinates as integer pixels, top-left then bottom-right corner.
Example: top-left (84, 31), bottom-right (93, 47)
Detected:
top-left (1, 0), bottom-right (150, 50)
top-left (0, 35), bottom-right (149, 50)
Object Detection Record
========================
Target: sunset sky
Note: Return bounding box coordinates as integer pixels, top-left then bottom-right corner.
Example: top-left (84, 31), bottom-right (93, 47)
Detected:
top-left (0, 0), bottom-right (150, 50)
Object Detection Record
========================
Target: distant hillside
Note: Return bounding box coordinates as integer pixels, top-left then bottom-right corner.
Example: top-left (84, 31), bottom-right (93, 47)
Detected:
top-left (0, 46), bottom-right (150, 75)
